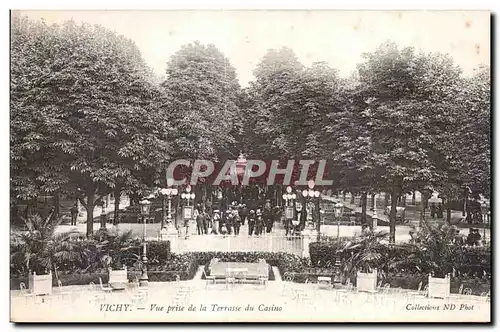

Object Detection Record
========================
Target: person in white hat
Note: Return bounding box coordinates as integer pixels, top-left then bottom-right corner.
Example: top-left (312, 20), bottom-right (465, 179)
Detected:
top-left (212, 210), bottom-right (220, 235)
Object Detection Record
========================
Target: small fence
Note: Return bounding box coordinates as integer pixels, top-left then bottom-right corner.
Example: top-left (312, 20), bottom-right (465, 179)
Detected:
top-left (172, 234), bottom-right (305, 257)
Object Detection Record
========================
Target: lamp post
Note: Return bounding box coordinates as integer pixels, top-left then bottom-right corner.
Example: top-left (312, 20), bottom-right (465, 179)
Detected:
top-left (302, 180), bottom-right (321, 241)
top-left (283, 186), bottom-right (297, 233)
top-left (420, 187), bottom-right (433, 227)
top-left (282, 186), bottom-right (297, 207)
top-left (139, 199), bottom-right (151, 287)
top-left (333, 202), bottom-right (345, 240)
top-left (481, 200), bottom-right (490, 243)
top-left (181, 186), bottom-right (196, 238)
top-left (100, 201), bottom-right (107, 231)
top-left (159, 185), bottom-right (178, 230)
top-left (372, 193), bottom-right (378, 230)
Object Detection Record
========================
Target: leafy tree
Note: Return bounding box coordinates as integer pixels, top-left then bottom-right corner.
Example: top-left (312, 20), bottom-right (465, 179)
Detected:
top-left (356, 41), bottom-right (464, 242)
top-left (162, 41), bottom-right (242, 162)
top-left (11, 16), bottom-right (171, 237)
top-left (248, 47), bottom-right (305, 160)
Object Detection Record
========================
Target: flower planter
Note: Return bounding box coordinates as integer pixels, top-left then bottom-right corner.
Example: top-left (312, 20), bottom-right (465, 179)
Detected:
top-left (356, 268), bottom-right (377, 292)
top-left (428, 273), bottom-right (451, 299)
top-left (108, 267), bottom-right (128, 288)
top-left (29, 271), bottom-right (53, 295)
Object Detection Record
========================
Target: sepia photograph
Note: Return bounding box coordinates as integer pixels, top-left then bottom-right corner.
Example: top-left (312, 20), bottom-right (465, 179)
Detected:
top-left (9, 9), bottom-right (491, 323)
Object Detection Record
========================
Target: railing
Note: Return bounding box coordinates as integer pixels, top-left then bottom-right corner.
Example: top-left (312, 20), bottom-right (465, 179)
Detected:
top-left (173, 234), bottom-right (304, 256)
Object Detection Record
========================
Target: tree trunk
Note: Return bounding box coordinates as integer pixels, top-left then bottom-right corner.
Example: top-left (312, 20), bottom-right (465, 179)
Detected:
top-left (412, 190), bottom-right (416, 205)
top-left (53, 192), bottom-right (60, 219)
top-left (350, 193), bottom-right (355, 204)
top-left (361, 192), bottom-right (367, 226)
top-left (370, 194), bottom-right (375, 211)
top-left (384, 192), bottom-right (389, 209)
top-left (462, 190), bottom-right (467, 217)
top-left (402, 194), bottom-right (407, 207)
top-left (85, 190), bottom-right (95, 238)
top-left (420, 192), bottom-right (426, 227)
top-left (389, 185), bottom-right (400, 243)
top-left (113, 184), bottom-right (122, 225)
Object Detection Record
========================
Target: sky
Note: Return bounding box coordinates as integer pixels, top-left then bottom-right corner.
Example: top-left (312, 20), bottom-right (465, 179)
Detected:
top-left (16, 10), bottom-right (490, 86)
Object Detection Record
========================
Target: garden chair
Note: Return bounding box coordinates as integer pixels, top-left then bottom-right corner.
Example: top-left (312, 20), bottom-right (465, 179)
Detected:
top-left (407, 282), bottom-right (423, 301)
top-left (225, 270), bottom-right (236, 290)
top-left (296, 289), bottom-right (316, 309)
top-left (125, 288), bottom-right (145, 306)
top-left (99, 277), bottom-right (113, 293)
top-left (19, 282), bottom-right (35, 305)
top-left (88, 282), bottom-right (107, 304)
top-left (172, 287), bottom-right (191, 306)
top-left (380, 284), bottom-right (396, 309)
top-left (480, 290), bottom-right (490, 302)
top-left (202, 270), bottom-right (216, 289)
top-left (57, 280), bottom-right (72, 301)
top-left (462, 288), bottom-right (473, 299)
top-left (281, 272), bottom-right (295, 296)
top-left (258, 275), bottom-right (268, 288)
top-left (334, 280), bottom-right (353, 302)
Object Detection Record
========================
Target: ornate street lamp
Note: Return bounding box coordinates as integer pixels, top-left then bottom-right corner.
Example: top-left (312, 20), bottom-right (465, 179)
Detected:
top-left (302, 181), bottom-right (321, 241)
top-left (139, 199), bottom-right (151, 286)
top-left (420, 187), bottom-right (433, 226)
top-left (372, 193), bottom-right (378, 230)
top-left (180, 185), bottom-right (196, 238)
top-left (99, 200), bottom-right (107, 231)
top-left (283, 186), bottom-right (297, 228)
top-left (481, 199), bottom-right (490, 243)
top-left (159, 182), bottom-right (179, 230)
top-left (333, 202), bottom-right (345, 240)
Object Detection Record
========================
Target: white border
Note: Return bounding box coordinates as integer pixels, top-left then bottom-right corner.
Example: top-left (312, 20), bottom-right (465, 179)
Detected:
top-left (1, 0), bottom-right (497, 330)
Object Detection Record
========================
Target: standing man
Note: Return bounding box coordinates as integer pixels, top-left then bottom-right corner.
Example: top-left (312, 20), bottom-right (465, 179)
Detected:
top-left (437, 203), bottom-right (444, 219)
top-left (239, 204), bottom-right (248, 226)
top-left (248, 210), bottom-right (256, 236)
top-left (225, 210), bottom-right (234, 235)
top-left (430, 203), bottom-right (437, 219)
top-left (202, 206), bottom-right (209, 234)
top-left (196, 206), bottom-right (204, 235)
top-left (232, 210), bottom-right (241, 235)
top-left (70, 203), bottom-right (79, 226)
top-left (263, 200), bottom-right (272, 234)
top-left (255, 209), bottom-right (264, 236)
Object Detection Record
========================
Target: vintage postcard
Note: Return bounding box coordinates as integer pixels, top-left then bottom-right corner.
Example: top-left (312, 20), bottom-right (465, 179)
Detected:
top-left (10, 9), bottom-right (491, 323)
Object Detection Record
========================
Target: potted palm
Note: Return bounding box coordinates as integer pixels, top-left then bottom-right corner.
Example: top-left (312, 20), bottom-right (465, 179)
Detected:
top-left (11, 213), bottom-right (80, 295)
top-left (337, 231), bottom-right (388, 291)
top-left (389, 222), bottom-right (454, 298)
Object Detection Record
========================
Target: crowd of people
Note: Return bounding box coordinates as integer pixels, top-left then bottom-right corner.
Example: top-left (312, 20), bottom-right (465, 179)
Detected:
top-left (190, 200), bottom-right (284, 236)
